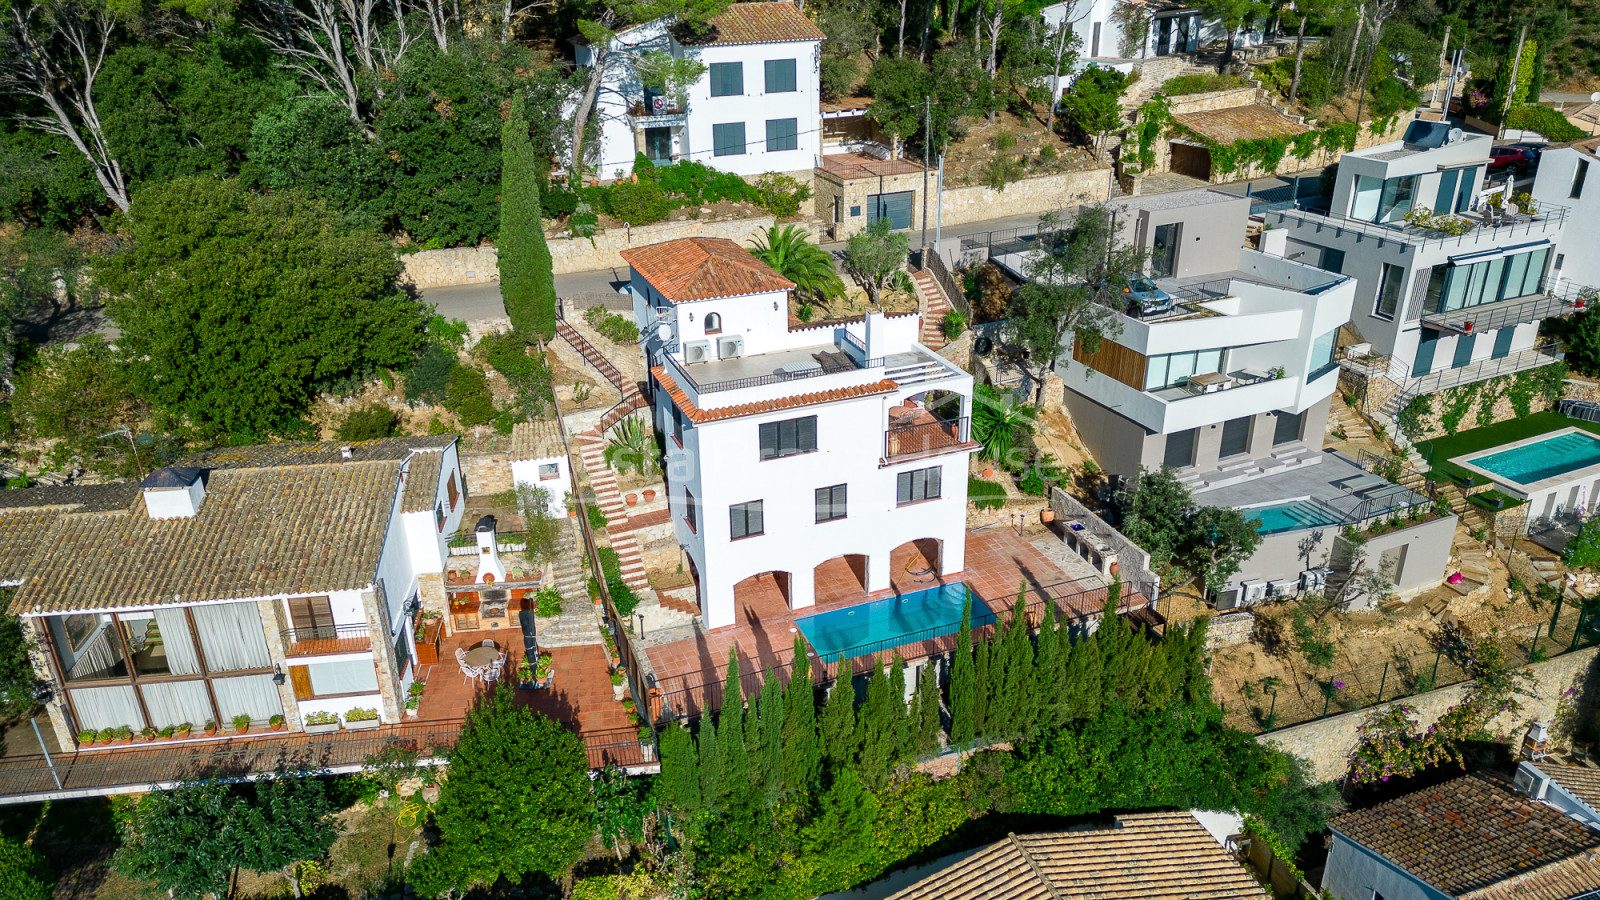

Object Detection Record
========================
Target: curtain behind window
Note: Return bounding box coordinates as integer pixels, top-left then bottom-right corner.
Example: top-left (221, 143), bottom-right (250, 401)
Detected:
top-left (213, 675), bottom-right (283, 721)
top-left (307, 660), bottom-right (380, 696)
top-left (152, 608), bottom-right (202, 676)
top-left (71, 685), bottom-right (143, 731)
top-left (140, 681), bottom-right (212, 729)
top-left (192, 602), bottom-right (271, 672)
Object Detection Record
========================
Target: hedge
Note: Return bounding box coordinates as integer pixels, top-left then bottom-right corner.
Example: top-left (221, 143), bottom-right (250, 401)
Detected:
top-left (1505, 106), bottom-right (1588, 143)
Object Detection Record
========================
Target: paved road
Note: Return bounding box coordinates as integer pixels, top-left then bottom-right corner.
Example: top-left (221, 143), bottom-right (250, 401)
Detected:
top-left (420, 268), bottom-right (637, 322)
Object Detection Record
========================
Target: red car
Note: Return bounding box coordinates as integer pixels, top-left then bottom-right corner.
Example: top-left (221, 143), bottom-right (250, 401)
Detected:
top-left (1488, 146), bottom-right (1539, 173)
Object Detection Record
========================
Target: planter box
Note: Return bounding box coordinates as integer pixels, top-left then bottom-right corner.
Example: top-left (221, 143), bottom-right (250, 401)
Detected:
top-left (344, 717), bottom-right (381, 731)
top-left (304, 721), bottom-right (341, 735)
top-left (415, 620), bottom-right (443, 665)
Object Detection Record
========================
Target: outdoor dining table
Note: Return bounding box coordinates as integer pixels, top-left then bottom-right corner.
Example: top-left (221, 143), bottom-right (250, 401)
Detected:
top-left (464, 645), bottom-right (501, 668)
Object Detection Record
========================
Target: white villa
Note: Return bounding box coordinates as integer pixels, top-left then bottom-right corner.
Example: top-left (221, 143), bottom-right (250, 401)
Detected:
top-left (575, 1), bottom-right (824, 181)
top-left (621, 237), bottom-right (978, 630)
top-left (0, 437), bottom-right (466, 750)
top-left (1530, 137), bottom-right (1600, 296)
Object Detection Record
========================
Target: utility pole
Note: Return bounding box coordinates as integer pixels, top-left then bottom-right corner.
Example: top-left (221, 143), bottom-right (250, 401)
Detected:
top-left (921, 96), bottom-right (931, 247)
top-left (1499, 24), bottom-right (1528, 139)
top-left (935, 151), bottom-right (945, 248)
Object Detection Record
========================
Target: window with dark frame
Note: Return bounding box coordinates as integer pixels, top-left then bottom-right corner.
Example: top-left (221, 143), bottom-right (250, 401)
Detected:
top-left (759, 416), bottom-right (818, 460)
top-left (704, 312), bottom-right (723, 334)
top-left (684, 488), bottom-right (698, 532)
top-left (1374, 263), bottom-right (1405, 320)
top-left (816, 484), bottom-right (848, 522)
top-left (713, 122), bottom-right (746, 156)
top-left (435, 500), bottom-right (446, 532)
top-left (896, 467), bottom-right (941, 505)
top-left (538, 463), bottom-right (559, 481)
top-left (764, 58), bottom-right (796, 93)
top-left (287, 596), bottom-right (335, 640)
top-left (709, 62), bottom-right (743, 96)
top-left (765, 118), bottom-right (798, 152)
top-left (730, 500), bottom-right (764, 539)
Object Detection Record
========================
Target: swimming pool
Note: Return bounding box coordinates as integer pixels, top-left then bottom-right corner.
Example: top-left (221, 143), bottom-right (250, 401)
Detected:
top-left (796, 583), bottom-right (990, 659)
top-left (1465, 431), bottom-right (1600, 486)
top-left (1244, 499), bottom-right (1344, 535)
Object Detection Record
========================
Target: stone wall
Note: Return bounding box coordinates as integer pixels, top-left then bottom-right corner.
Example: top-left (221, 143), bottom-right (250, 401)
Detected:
top-left (1206, 612), bottom-right (1255, 649)
top-left (398, 215), bottom-right (804, 288)
top-left (1261, 645), bottom-right (1599, 783)
top-left (1167, 87), bottom-right (1263, 116)
top-left (822, 166), bottom-right (1112, 239)
top-left (1144, 110), bottom-right (1414, 184)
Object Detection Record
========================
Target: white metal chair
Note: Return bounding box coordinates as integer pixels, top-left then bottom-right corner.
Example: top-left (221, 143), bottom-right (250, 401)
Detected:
top-left (484, 656), bottom-right (505, 684)
top-left (481, 639), bottom-right (496, 649)
top-left (456, 648), bottom-right (476, 685)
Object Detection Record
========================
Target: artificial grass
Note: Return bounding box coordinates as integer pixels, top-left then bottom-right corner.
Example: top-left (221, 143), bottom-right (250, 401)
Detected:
top-left (1416, 411), bottom-right (1600, 483)
top-left (1468, 489), bottom-right (1527, 512)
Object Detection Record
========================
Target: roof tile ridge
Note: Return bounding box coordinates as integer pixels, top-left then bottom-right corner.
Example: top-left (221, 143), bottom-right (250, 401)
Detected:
top-left (1008, 833), bottom-right (1067, 900)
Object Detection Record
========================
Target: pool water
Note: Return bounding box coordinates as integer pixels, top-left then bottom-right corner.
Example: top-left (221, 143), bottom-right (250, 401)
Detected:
top-left (1469, 431), bottom-right (1600, 485)
top-left (796, 583), bottom-right (990, 659)
top-left (1245, 499), bottom-right (1344, 535)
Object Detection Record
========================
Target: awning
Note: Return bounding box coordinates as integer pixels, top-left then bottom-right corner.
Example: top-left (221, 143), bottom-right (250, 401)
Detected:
top-left (1447, 239), bottom-right (1551, 265)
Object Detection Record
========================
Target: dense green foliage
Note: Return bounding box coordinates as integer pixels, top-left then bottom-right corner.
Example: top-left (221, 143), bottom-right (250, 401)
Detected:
top-left (95, 178), bottom-right (426, 441)
top-left (0, 836), bottom-right (53, 900)
top-left (1117, 467), bottom-right (1262, 594)
top-left (411, 685), bottom-right (594, 894)
top-left (499, 94), bottom-right (557, 342)
top-left (751, 224), bottom-right (845, 303)
top-left (336, 403), bottom-right (400, 441)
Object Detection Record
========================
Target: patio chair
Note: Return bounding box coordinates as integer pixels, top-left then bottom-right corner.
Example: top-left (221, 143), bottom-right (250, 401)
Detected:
top-left (481, 639), bottom-right (495, 649)
top-left (484, 656), bottom-right (505, 684)
top-left (456, 648), bottom-right (475, 684)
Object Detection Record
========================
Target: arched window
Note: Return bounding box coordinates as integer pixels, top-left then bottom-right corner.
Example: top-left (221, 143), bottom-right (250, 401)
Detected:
top-left (704, 312), bottom-right (723, 334)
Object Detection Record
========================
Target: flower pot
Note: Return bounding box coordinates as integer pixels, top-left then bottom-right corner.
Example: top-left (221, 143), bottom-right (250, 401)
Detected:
top-left (405, 707), bottom-right (419, 718)
top-left (304, 721), bottom-right (340, 735)
top-left (625, 493), bottom-right (639, 507)
top-left (568, 509), bottom-right (577, 518)
top-left (345, 718), bottom-right (381, 731)
top-left (1040, 509), bottom-right (1055, 524)
top-left (614, 683), bottom-right (627, 701)
top-left (235, 725), bottom-right (249, 735)
top-left (643, 489), bottom-right (657, 502)
top-left (271, 722), bottom-right (285, 732)
top-left (204, 726), bottom-right (218, 737)
top-left (982, 468), bottom-right (994, 479)
top-left (176, 729), bottom-right (191, 740)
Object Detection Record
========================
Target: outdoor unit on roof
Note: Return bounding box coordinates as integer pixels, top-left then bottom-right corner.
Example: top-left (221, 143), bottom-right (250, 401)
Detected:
top-left (684, 340), bottom-right (711, 364)
top-left (717, 335), bottom-right (744, 359)
top-left (1268, 578), bottom-right (1299, 599)
top-left (1240, 580), bottom-right (1269, 605)
top-left (1301, 568), bottom-right (1330, 592)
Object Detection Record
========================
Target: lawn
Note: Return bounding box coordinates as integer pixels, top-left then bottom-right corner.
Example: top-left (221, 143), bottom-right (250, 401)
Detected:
top-left (1416, 411), bottom-right (1600, 483)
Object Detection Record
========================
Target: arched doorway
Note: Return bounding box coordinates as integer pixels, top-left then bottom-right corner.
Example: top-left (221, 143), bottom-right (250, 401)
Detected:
top-left (889, 538), bottom-right (944, 593)
top-left (813, 554), bottom-right (869, 607)
top-left (733, 571), bottom-right (792, 614)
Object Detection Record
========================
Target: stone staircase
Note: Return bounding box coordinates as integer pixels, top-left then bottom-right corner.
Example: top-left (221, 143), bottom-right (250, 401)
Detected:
top-left (1443, 528), bottom-right (1493, 599)
top-left (1327, 394), bottom-right (1373, 444)
top-left (911, 270), bottom-right (951, 351)
top-left (1121, 58), bottom-right (1215, 112)
top-left (536, 519), bottom-right (606, 648)
top-left (1180, 444), bottom-right (1323, 492)
top-left (557, 318), bottom-right (648, 434)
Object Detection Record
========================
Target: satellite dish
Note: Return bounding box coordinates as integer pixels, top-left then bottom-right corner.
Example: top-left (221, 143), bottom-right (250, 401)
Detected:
top-left (655, 322), bottom-right (671, 341)
top-left (1591, 92), bottom-right (1600, 103)
top-left (1448, 127), bottom-right (1464, 144)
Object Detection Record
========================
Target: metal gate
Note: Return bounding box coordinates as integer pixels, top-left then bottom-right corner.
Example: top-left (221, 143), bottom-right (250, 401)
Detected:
top-left (867, 191), bottom-right (914, 230)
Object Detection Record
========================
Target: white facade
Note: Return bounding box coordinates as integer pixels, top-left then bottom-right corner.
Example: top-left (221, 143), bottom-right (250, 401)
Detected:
top-left (576, 3), bottom-right (822, 181)
top-left (1040, 0), bottom-right (1204, 67)
top-left (627, 241), bottom-right (976, 630)
top-left (1530, 142), bottom-right (1600, 293)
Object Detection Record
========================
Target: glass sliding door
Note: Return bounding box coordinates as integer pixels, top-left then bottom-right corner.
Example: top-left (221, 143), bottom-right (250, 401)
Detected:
top-left (1151, 223), bottom-right (1181, 278)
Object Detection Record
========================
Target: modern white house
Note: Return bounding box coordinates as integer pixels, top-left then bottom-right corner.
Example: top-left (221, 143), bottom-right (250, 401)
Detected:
top-left (1530, 137), bottom-right (1600, 295)
top-left (620, 236), bottom-right (977, 630)
top-left (1264, 120), bottom-right (1578, 410)
top-left (575, 1), bottom-right (824, 181)
top-left (0, 437), bottom-right (466, 750)
top-left (1039, 0), bottom-right (1203, 66)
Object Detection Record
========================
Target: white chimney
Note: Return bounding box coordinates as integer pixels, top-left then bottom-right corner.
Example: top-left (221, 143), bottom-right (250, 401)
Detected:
top-left (141, 467), bottom-right (206, 520)
top-left (475, 515), bottom-right (506, 584)
top-left (340, 445), bottom-right (354, 460)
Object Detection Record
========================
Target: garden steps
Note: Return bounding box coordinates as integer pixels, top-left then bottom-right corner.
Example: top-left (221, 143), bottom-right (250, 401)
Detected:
top-left (537, 521), bottom-right (607, 649)
top-left (1327, 395), bottom-right (1373, 443)
top-left (606, 532), bottom-right (652, 593)
top-left (912, 271), bottom-right (951, 350)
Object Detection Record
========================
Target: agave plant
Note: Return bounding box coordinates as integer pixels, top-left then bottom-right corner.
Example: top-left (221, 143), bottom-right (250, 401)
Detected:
top-left (604, 416), bottom-right (661, 476)
top-left (750, 224), bottom-right (846, 303)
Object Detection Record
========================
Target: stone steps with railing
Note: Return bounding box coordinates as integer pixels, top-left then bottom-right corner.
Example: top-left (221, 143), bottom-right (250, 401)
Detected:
top-left (912, 271), bottom-right (951, 350)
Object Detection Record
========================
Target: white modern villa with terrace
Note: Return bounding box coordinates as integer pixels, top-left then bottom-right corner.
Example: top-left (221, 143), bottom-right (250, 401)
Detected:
top-left (622, 236), bottom-right (978, 631)
top-left (0, 437), bottom-right (465, 751)
top-left (575, 1), bottom-right (823, 181)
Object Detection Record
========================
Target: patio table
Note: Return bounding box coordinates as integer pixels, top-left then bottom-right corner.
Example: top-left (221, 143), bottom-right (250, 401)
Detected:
top-left (464, 646), bottom-right (501, 668)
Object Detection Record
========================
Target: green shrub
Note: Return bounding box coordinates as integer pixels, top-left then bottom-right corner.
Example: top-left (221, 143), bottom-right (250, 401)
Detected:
top-left (607, 179), bottom-right (671, 224)
top-left (0, 836), bottom-right (53, 900)
top-left (444, 364), bottom-right (496, 427)
top-left (968, 477), bottom-right (1006, 510)
top-left (942, 310), bottom-right (967, 340)
top-left (476, 329), bottom-right (553, 417)
top-left (541, 185), bottom-right (579, 218)
top-left (1161, 72), bottom-right (1243, 97)
top-left (587, 503), bottom-right (609, 529)
top-left (1565, 518), bottom-right (1600, 569)
top-left (752, 172), bottom-right (811, 218)
top-left (1505, 106), bottom-right (1587, 142)
top-left (336, 403), bottom-right (400, 441)
top-left (706, 171), bottom-right (750, 204)
top-left (657, 160), bottom-right (716, 203)
top-left (820, 56), bottom-right (859, 101)
top-left (535, 587), bottom-right (563, 617)
top-left (404, 342), bottom-right (455, 404)
top-left (585, 308), bottom-right (639, 345)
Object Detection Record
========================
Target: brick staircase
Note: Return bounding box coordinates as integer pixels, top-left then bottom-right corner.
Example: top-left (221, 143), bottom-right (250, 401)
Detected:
top-left (911, 270), bottom-right (951, 350)
top-left (573, 429), bottom-right (681, 614)
top-left (557, 318), bottom-right (649, 434)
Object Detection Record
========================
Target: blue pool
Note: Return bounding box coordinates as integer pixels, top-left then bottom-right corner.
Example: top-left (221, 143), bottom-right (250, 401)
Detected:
top-left (796, 583), bottom-right (990, 659)
top-left (1245, 499), bottom-right (1344, 535)
top-left (1468, 431), bottom-right (1600, 485)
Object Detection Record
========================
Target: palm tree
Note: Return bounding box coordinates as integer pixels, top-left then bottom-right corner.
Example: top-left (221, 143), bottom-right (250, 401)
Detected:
top-left (750, 224), bottom-right (846, 304)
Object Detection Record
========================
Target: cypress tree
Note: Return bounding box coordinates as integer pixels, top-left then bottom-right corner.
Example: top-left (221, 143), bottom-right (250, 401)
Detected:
top-left (782, 639), bottom-right (820, 794)
top-left (697, 721), bottom-right (720, 806)
top-left (913, 661), bottom-right (941, 757)
top-left (758, 671), bottom-right (784, 797)
top-left (1062, 622), bottom-right (1104, 721)
top-left (887, 654), bottom-right (910, 762)
top-left (972, 639), bottom-right (992, 742)
top-left (657, 723), bottom-right (701, 814)
top-left (744, 693), bottom-right (764, 794)
top-left (1004, 593), bottom-right (1039, 740)
top-left (1034, 599), bottom-right (1061, 731)
top-left (499, 92), bottom-right (557, 341)
top-left (950, 594), bottom-right (975, 744)
top-left (716, 651), bottom-right (749, 807)
top-left (820, 656), bottom-right (857, 774)
top-left (856, 658), bottom-right (892, 786)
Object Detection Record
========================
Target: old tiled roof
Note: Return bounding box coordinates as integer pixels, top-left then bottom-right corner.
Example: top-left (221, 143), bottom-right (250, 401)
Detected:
top-left (885, 812), bottom-right (1269, 900)
top-left (620, 237), bottom-right (794, 303)
top-left (1331, 771), bottom-right (1600, 898)
top-left (8, 460), bottom-right (404, 615)
top-left (400, 451), bottom-right (444, 514)
top-left (0, 482), bottom-right (140, 514)
top-left (1174, 104), bottom-right (1309, 145)
top-left (652, 366), bottom-right (898, 423)
top-left (180, 435), bottom-right (455, 470)
top-left (702, 2), bottom-right (825, 45)
top-left (509, 420), bottom-right (564, 460)
top-left (1465, 852), bottom-right (1600, 900)
top-left (1543, 763), bottom-right (1600, 812)
top-left (0, 512), bottom-right (61, 583)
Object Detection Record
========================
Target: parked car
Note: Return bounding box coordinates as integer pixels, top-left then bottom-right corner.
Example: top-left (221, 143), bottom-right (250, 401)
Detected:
top-left (1488, 146), bottom-right (1539, 173)
top-left (1119, 274), bottom-right (1173, 317)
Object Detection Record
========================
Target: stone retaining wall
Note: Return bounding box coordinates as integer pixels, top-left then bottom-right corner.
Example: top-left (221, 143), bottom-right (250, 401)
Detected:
top-left (1167, 87), bottom-right (1263, 116)
top-left (1261, 644), bottom-right (1598, 783)
top-left (821, 166), bottom-right (1111, 239)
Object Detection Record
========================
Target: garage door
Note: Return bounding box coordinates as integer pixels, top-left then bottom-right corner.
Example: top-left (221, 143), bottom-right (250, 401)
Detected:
top-left (867, 191), bottom-right (914, 230)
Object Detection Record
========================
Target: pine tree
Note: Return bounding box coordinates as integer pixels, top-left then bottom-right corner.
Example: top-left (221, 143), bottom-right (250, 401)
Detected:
top-left (913, 661), bottom-right (941, 757)
top-left (821, 656), bottom-right (857, 775)
top-left (498, 93), bottom-right (557, 341)
top-left (657, 723), bottom-right (701, 814)
top-left (697, 721), bottom-right (720, 806)
top-left (887, 654), bottom-right (910, 762)
top-left (716, 651), bottom-right (750, 808)
top-left (782, 640), bottom-right (820, 794)
top-left (1034, 599), bottom-right (1061, 731)
top-left (972, 639), bottom-right (992, 742)
top-left (758, 671), bottom-right (784, 797)
top-left (950, 593), bottom-right (976, 744)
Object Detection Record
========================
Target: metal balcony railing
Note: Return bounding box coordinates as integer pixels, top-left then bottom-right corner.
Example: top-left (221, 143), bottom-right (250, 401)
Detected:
top-left (1420, 278), bottom-right (1589, 335)
top-left (281, 623), bottom-right (373, 656)
top-left (884, 417), bottom-right (970, 461)
top-left (663, 344), bottom-right (881, 395)
top-left (1266, 203), bottom-right (1569, 252)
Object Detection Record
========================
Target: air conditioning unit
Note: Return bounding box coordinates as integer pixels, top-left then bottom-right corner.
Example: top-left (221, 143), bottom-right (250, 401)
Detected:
top-left (683, 340), bottom-right (711, 364)
top-left (1240, 580), bottom-right (1269, 605)
top-left (1300, 568), bottom-right (1330, 593)
top-left (1268, 578), bottom-right (1299, 599)
top-left (1214, 585), bottom-right (1243, 611)
top-left (717, 335), bottom-right (744, 359)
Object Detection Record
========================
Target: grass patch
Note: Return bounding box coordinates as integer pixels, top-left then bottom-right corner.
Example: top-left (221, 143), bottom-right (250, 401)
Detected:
top-left (1468, 489), bottom-right (1527, 512)
top-left (1416, 411), bottom-right (1600, 484)
top-left (969, 477), bottom-right (1006, 510)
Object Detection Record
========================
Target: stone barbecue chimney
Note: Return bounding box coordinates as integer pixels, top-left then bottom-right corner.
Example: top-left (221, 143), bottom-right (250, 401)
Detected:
top-left (475, 515), bottom-right (506, 584)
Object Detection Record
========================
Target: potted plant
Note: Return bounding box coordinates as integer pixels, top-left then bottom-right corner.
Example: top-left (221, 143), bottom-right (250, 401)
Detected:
top-left (622, 698), bottom-right (636, 718)
top-left (203, 720), bottom-right (218, 737)
top-left (269, 714), bottom-right (286, 732)
top-left (1040, 508), bottom-right (1055, 524)
top-left (638, 726), bottom-right (656, 763)
top-left (611, 669), bottom-right (628, 701)
top-left (534, 652), bottom-right (554, 688)
top-left (344, 707), bottom-right (381, 731)
top-left (517, 657), bottom-right (536, 690)
top-left (115, 725), bottom-right (134, 745)
top-left (176, 722), bottom-right (193, 739)
top-left (158, 726), bottom-right (176, 740)
top-left (139, 726), bottom-right (158, 743)
top-left (96, 727), bottom-right (116, 746)
top-left (233, 715), bottom-right (252, 735)
top-left (304, 711), bottom-right (340, 735)
top-left (406, 682), bottom-right (424, 717)
top-left (77, 730), bottom-right (96, 748)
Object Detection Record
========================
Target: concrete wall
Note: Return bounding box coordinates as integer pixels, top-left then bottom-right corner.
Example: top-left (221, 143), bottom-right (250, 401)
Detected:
top-left (1167, 87), bottom-right (1263, 116)
top-left (1059, 385), bottom-right (1160, 477)
top-left (1230, 509), bottom-right (1454, 601)
top-left (822, 166), bottom-right (1112, 239)
top-left (1123, 193), bottom-right (1250, 279)
top-left (1261, 644), bottom-right (1600, 783)
top-left (1531, 145), bottom-right (1600, 291)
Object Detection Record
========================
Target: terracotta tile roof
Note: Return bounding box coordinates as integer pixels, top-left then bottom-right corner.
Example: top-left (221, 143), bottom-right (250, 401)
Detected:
top-left (401, 451), bottom-right (444, 514)
top-left (1174, 104), bottom-right (1309, 145)
top-left (651, 366), bottom-right (897, 423)
top-left (180, 435), bottom-right (455, 470)
top-left (1465, 852), bottom-right (1600, 900)
top-left (1542, 763), bottom-right (1600, 812)
top-left (1331, 771), bottom-right (1600, 898)
top-left (7, 459), bottom-right (406, 615)
top-left (509, 419), bottom-right (565, 460)
top-left (0, 483), bottom-right (139, 514)
top-left (620, 237), bottom-right (794, 303)
top-left (702, 2), bottom-right (825, 45)
top-left (885, 812), bottom-right (1269, 900)
top-left (0, 512), bottom-right (61, 582)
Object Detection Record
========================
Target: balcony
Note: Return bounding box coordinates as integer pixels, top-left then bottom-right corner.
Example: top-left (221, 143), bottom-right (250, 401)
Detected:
top-left (1420, 279), bottom-right (1589, 336)
top-left (281, 623), bottom-right (373, 657)
top-left (1266, 203), bottom-right (1569, 253)
top-left (883, 415), bottom-right (974, 464)
top-left (626, 100), bottom-right (688, 128)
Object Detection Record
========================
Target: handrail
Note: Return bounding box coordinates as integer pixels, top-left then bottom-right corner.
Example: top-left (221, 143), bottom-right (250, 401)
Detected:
top-left (1420, 277), bottom-right (1586, 334)
top-left (280, 623), bottom-right (373, 651)
top-left (1267, 202), bottom-right (1569, 252)
top-left (917, 246), bottom-right (972, 318)
top-left (884, 417), bottom-right (969, 460)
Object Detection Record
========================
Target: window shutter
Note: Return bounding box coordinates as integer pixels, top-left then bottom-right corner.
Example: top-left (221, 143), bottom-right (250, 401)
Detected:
top-left (749, 501), bottom-right (763, 536)
top-left (765, 59), bottom-right (796, 93)
top-left (759, 423), bottom-right (777, 460)
top-left (927, 466), bottom-right (942, 500)
top-left (798, 416), bottom-right (817, 452)
top-left (289, 665), bottom-right (313, 701)
top-left (897, 472), bottom-right (911, 505)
